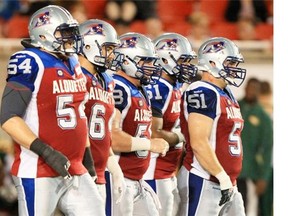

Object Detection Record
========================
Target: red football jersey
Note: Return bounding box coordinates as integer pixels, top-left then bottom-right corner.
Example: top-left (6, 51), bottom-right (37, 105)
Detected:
top-left (181, 81), bottom-right (244, 185)
top-left (9, 49), bottom-right (88, 177)
top-left (83, 68), bottom-right (115, 184)
top-left (144, 78), bottom-right (183, 179)
top-left (113, 74), bottom-right (152, 180)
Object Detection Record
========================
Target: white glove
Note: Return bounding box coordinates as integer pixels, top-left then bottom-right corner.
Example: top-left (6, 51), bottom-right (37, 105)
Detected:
top-left (112, 173), bottom-right (126, 204)
top-left (107, 155), bottom-right (126, 204)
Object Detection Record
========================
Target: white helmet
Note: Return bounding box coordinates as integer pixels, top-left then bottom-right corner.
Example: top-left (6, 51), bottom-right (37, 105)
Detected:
top-left (112, 32), bottom-right (161, 85)
top-left (28, 5), bottom-right (82, 55)
top-left (198, 37), bottom-right (246, 87)
top-left (79, 19), bottom-right (120, 70)
top-left (153, 32), bottom-right (198, 83)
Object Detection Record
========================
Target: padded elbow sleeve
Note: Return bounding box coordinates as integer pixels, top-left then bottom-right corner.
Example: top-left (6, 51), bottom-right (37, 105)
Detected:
top-left (0, 81), bottom-right (32, 125)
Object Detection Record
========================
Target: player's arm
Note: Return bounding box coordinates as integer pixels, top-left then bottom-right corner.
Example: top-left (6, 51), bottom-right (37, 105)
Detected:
top-left (188, 112), bottom-right (224, 176)
top-left (111, 108), bottom-right (169, 156)
top-left (188, 112), bottom-right (233, 205)
top-left (107, 147), bottom-right (126, 203)
top-left (151, 115), bottom-right (185, 147)
top-left (0, 81), bottom-right (71, 179)
top-left (1, 81), bottom-right (36, 148)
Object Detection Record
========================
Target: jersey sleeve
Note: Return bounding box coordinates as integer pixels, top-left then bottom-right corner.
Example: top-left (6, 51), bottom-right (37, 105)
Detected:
top-left (113, 80), bottom-right (129, 112)
top-left (6, 50), bottom-right (42, 92)
top-left (146, 81), bottom-right (170, 117)
top-left (184, 85), bottom-right (218, 119)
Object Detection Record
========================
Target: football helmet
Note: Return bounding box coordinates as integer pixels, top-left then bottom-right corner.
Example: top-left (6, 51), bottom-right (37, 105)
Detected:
top-left (28, 5), bottom-right (82, 55)
top-left (197, 37), bottom-right (246, 87)
top-left (153, 32), bottom-right (198, 83)
top-left (79, 19), bottom-right (120, 70)
top-left (112, 32), bottom-right (161, 85)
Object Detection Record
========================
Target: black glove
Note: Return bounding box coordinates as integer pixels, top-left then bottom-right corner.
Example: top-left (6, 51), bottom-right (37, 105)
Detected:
top-left (219, 188), bottom-right (234, 206)
top-left (83, 147), bottom-right (97, 181)
top-left (30, 138), bottom-right (71, 179)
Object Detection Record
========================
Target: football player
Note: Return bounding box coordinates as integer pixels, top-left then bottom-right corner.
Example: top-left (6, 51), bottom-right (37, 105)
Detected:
top-left (178, 37), bottom-right (246, 215)
top-left (143, 32), bottom-right (198, 216)
top-left (0, 5), bottom-right (105, 215)
top-left (110, 32), bottom-right (169, 216)
top-left (78, 19), bottom-right (126, 214)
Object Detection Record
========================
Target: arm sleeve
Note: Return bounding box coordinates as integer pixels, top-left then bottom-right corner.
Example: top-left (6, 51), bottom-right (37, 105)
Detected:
top-left (0, 81), bottom-right (32, 125)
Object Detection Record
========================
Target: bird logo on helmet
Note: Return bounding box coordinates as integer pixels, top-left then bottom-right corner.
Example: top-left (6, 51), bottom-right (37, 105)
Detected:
top-left (34, 11), bottom-right (51, 28)
top-left (202, 41), bottom-right (225, 54)
top-left (120, 37), bottom-right (137, 48)
top-left (158, 38), bottom-right (178, 51)
top-left (84, 24), bottom-right (105, 36)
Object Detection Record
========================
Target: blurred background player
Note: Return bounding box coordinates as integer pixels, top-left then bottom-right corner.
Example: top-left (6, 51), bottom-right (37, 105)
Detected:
top-left (237, 77), bottom-right (273, 216)
top-left (143, 32), bottom-right (198, 216)
top-left (0, 5), bottom-right (105, 216)
top-left (178, 37), bottom-right (247, 215)
top-left (110, 32), bottom-right (169, 216)
top-left (78, 19), bottom-right (126, 215)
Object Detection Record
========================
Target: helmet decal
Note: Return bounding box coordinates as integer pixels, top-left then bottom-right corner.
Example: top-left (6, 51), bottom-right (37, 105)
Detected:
top-left (34, 11), bottom-right (51, 28)
top-left (120, 37), bottom-right (137, 48)
top-left (84, 24), bottom-right (105, 36)
top-left (158, 39), bottom-right (178, 51)
top-left (202, 41), bottom-right (225, 54)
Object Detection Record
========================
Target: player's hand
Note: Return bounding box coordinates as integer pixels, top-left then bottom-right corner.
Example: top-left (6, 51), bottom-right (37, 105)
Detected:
top-left (150, 138), bottom-right (169, 157)
top-left (30, 138), bottom-right (71, 179)
top-left (216, 170), bottom-right (234, 206)
top-left (112, 174), bottom-right (126, 204)
top-left (44, 149), bottom-right (72, 180)
top-left (219, 188), bottom-right (234, 206)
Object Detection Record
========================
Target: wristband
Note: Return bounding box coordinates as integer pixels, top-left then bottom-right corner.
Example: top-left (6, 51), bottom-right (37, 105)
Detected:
top-left (216, 170), bottom-right (233, 190)
top-left (131, 137), bottom-right (151, 151)
top-left (30, 138), bottom-right (52, 157)
top-left (174, 130), bottom-right (185, 143)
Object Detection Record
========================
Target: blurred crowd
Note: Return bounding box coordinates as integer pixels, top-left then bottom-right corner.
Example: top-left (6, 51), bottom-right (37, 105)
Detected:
top-left (0, 0), bottom-right (273, 43)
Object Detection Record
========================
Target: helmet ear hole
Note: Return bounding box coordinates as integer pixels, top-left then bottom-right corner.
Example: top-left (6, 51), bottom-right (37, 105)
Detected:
top-left (209, 61), bottom-right (215, 66)
top-left (162, 58), bottom-right (168, 65)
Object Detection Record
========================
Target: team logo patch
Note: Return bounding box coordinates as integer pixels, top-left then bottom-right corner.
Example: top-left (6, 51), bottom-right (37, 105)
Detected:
top-left (227, 99), bottom-right (231, 106)
top-left (157, 38), bottom-right (178, 51)
top-left (138, 99), bottom-right (144, 107)
top-left (202, 41), bottom-right (225, 54)
top-left (92, 78), bottom-right (97, 86)
top-left (84, 24), bottom-right (105, 36)
top-left (120, 37), bottom-right (137, 48)
top-left (34, 11), bottom-right (51, 28)
top-left (108, 83), bottom-right (114, 92)
top-left (57, 69), bottom-right (64, 77)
